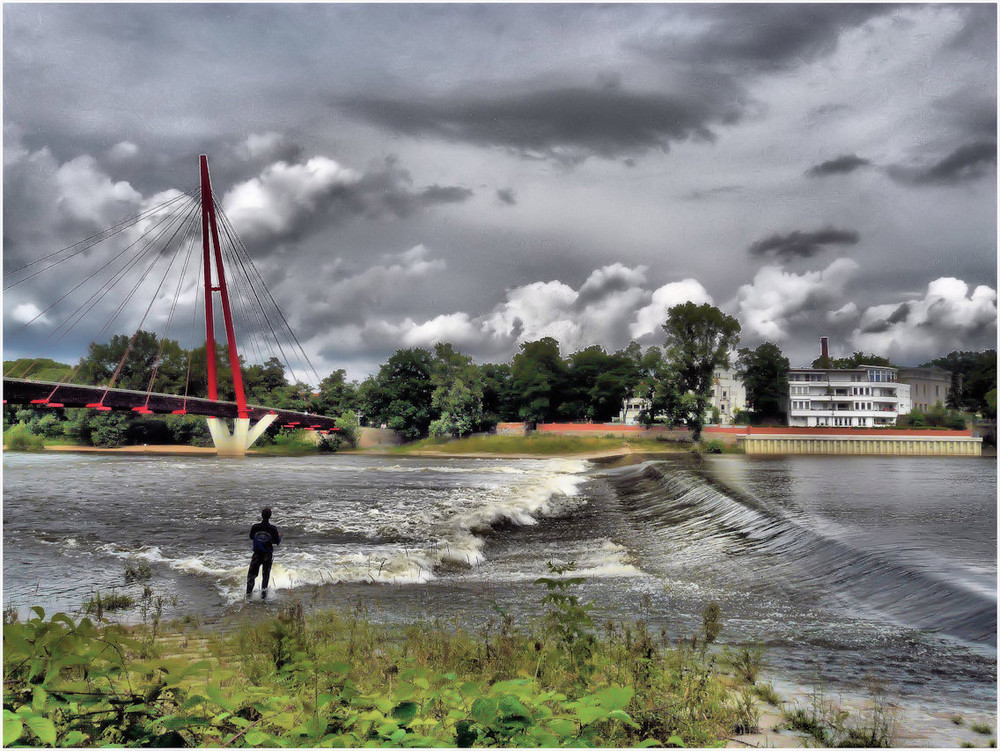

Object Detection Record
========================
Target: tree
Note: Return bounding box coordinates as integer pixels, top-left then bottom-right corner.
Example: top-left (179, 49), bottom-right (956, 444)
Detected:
top-left (243, 357), bottom-right (289, 404)
top-left (78, 331), bottom-right (184, 392)
top-left (509, 338), bottom-right (569, 423)
top-left (479, 362), bottom-right (516, 424)
top-left (813, 351), bottom-right (893, 369)
top-left (428, 343), bottom-right (484, 438)
top-left (359, 348), bottom-right (435, 440)
top-left (659, 302), bottom-right (741, 441)
top-left (311, 369), bottom-right (360, 418)
top-left (737, 342), bottom-right (790, 422)
top-left (924, 350), bottom-right (996, 416)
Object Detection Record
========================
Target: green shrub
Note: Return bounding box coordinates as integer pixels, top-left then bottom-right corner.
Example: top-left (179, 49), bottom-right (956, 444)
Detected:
top-left (3, 423), bottom-right (44, 451)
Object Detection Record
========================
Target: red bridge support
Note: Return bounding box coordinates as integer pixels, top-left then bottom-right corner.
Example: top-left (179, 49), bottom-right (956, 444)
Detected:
top-left (200, 155), bottom-right (269, 456)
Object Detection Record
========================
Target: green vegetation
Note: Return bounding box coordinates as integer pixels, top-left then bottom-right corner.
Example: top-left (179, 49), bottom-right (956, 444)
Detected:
top-left (781, 681), bottom-right (897, 748)
top-left (3, 423), bottom-right (45, 451)
top-left (388, 434), bottom-right (683, 456)
top-left (648, 302), bottom-right (741, 441)
top-left (6, 572), bottom-right (767, 748)
top-left (737, 341), bottom-right (790, 424)
top-left (751, 681), bottom-right (781, 707)
top-left (971, 722), bottom-right (993, 735)
top-left (123, 562), bottom-right (153, 584)
top-left (251, 430), bottom-right (326, 456)
top-left (83, 591), bottom-right (137, 616)
top-left (724, 644), bottom-right (765, 685)
top-left (897, 404), bottom-right (971, 430)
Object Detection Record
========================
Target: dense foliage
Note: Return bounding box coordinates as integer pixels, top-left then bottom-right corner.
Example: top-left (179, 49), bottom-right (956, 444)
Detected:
top-left (922, 350), bottom-right (996, 418)
top-left (737, 342), bottom-right (789, 423)
top-left (4, 570), bottom-right (760, 748)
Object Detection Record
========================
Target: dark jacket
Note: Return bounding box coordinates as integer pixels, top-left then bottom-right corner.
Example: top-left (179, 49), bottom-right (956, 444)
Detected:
top-left (249, 521), bottom-right (281, 556)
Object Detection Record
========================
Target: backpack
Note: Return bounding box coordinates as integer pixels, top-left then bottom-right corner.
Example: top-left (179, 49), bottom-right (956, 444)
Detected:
top-left (252, 530), bottom-right (273, 555)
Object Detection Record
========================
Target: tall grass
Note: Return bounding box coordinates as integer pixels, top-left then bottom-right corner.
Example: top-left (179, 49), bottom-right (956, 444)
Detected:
top-left (391, 433), bottom-right (683, 455)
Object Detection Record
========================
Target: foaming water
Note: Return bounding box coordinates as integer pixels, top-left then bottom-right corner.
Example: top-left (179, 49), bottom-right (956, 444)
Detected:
top-left (3, 454), bottom-right (590, 607)
top-left (4, 450), bottom-right (995, 738)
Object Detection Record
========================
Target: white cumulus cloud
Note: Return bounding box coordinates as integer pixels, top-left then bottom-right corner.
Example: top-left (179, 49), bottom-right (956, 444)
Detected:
top-left (630, 279), bottom-right (713, 339)
top-left (733, 258), bottom-right (859, 341)
top-left (853, 277), bottom-right (997, 362)
top-left (223, 157), bottom-right (360, 243)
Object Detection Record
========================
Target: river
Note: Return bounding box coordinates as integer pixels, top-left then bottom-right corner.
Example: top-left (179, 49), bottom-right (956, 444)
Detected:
top-left (3, 450), bottom-right (996, 742)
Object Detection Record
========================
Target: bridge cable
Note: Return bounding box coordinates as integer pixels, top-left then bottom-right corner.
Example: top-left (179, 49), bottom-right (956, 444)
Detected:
top-left (12, 194), bottom-right (198, 342)
top-left (97, 201), bottom-right (198, 399)
top-left (2, 189), bottom-right (198, 289)
top-left (95, 202), bottom-right (202, 340)
top-left (218, 224), bottom-right (281, 380)
top-left (141, 218), bottom-right (203, 406)
top-left (214, 200), bottom-right (305, 387)
top-left (214, 197), bottom-right (323, 387)
top-left (176, 247), bottom-right (206, 414)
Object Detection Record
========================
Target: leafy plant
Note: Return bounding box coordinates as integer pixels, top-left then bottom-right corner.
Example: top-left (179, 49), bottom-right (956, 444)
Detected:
top-left (535, 562), bottom-right (596, 673)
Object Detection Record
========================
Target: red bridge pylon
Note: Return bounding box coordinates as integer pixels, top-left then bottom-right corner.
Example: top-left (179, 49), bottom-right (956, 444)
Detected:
top-left (199, 155), bottom-right (277, 455)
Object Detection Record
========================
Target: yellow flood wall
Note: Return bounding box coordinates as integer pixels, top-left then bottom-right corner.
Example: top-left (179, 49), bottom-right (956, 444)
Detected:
top-left (740, 434), bottom-right (982, 456)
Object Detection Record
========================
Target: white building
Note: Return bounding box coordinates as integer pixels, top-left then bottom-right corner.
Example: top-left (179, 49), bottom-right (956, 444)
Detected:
top-left (785, 365), bottom-right (911, 427)
top-left (708, 368), bottom-right (747, 424)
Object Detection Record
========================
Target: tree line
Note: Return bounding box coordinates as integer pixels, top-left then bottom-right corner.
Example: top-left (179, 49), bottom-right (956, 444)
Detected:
top-left (4, 302), bottom-right (996, 447)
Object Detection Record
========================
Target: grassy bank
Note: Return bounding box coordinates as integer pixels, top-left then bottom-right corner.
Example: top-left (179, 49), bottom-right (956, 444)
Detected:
top-left (384, 433), bottom-right (690, 456)
top-left (5, 572), bottom-right (763, 748)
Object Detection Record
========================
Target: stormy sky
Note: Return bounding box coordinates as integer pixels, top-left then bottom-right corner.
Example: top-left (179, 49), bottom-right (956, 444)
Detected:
top-left (4, 3), bottom-right (997, 381)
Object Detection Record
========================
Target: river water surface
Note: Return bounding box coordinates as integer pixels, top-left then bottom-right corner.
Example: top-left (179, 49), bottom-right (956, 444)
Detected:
top-left (3, 451), bottom-right (995, 742)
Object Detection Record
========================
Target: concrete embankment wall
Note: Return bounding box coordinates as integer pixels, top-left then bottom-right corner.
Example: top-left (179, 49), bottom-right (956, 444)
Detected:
top-left (709, 427), bottom-right (982, 456)
top-left (357, 427), bottom-right (404, 448)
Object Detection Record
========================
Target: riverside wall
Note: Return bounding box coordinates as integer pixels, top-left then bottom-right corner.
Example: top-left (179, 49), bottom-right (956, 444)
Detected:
top-left (703, 426), bottom-right (982, 456)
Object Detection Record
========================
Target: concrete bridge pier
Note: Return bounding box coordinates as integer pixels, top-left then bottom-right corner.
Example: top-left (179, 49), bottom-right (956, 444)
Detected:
top-left (207, 414), bottom-right (278, 456)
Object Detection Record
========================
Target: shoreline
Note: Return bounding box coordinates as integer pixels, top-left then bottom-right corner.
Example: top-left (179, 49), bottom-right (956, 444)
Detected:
top-left (26, 443), bottom-right (683, 462)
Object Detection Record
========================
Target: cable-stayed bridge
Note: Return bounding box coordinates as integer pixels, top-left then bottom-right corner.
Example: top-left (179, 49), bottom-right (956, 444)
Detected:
top-left (4, 156), bottom-right (340, 455)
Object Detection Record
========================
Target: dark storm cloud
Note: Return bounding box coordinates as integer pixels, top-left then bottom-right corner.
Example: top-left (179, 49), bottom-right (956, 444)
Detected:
top-left (496, 188), bottom-right (517, 206)
top-left (681, 185), bottom-right (743, 201)
top-left (863, 302), bottom-right (913, 335)
top-left (887, 303), bottom-right (911, 325)
top-left (338, 84), bottom-right (747, 165)
top-left (806, 155), bottom-right (871, 177)
top-left (748, 228), bottom-right (861, 261)
top-left (634, 4), bottom-right (894, 74)
top-left (887, 141), bottom-right (997, 186)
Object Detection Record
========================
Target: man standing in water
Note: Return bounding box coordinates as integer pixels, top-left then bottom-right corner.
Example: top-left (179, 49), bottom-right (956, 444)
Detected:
top-left (247, 507), bottom-right (281, 600)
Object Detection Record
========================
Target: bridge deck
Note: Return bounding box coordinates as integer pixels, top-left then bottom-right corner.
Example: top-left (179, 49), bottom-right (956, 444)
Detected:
top-left (2, 378), bottom-right (340, 432)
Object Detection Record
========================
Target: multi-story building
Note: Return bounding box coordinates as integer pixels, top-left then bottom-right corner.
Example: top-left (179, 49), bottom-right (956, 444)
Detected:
top-left (898, 367), bottom-right (952, 412)
top-left (709, 368), bottom-right (747, 424)
top-left (786, 365), bottom-right (911, 427)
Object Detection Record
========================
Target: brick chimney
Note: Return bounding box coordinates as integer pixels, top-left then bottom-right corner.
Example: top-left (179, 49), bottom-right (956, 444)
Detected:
top-left (820, 337), bottom-right (829, 362)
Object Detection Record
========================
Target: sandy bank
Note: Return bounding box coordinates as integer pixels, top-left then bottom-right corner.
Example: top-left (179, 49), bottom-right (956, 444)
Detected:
top-left (40, 444), bottom-right (218, 456)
